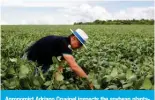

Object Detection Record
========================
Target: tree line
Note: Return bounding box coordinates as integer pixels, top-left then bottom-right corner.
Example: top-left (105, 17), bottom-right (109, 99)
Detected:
top-left (74, 19), bottom-right (154, 25)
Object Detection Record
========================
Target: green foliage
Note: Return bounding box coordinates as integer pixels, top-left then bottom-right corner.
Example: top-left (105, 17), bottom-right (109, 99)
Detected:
top-left (1, 25), bottom-right (154, 90)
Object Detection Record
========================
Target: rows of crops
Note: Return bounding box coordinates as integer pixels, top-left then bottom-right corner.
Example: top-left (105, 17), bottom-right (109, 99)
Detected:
top-left (1, 25), bottom-right (154, 90)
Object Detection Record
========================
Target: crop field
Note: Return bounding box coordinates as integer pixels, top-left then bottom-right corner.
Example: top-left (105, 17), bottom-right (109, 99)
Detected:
top-left (1, 25), bottom-right (154, 90)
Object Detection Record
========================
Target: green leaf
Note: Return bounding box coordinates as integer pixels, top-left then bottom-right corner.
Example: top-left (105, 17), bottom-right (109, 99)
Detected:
top-left (9, 58), bottom-right (17, 62)
top-left (142, 78), bottom-right (152, 89)
top-left (19, 65), bottom-right (29, 79)
top-left (21, 80), bottom-right (31, 89)
top-left (128, 75), bottom-right (137, 82)
top-left (146, 74), bottom-right (153, 79)
top-left (92, 80), bottom-right (100, 89)
top-left (121, 65), bottom-right (128, 71)
top-left (3, 80), bottom-right (10, 88)
top-left (123, 82), bottom-right (133, 89)
top-left (55, 72), bottom-right (64, 81)
top-left (104, 75), bottom-right (112, 82)
top-left (110, 68), bottom-right (118, 78)
top-left (60, 85), bottom-right (67, 89)
top-left (118, 73), bottom-right (126, 79)
top-left (38, 68), bottom-right (45, 81)
top-left (9, 79), bottom-right (18, 89)
top-left (47, 85), bottom-right (53, 90)
top-left (108, 85), bottom-right (117, 89)
top-left (7, 67), bottom-right (16, 75)
top-left (37, 76), bottom-right (44, 85)
top-left (52, 57), bottom-right (59, 64)
top-left (44, 81), bottom-right (51, 86)
top-left (3, 78), bottom-right (19, 89)
top-left (20, 65), bottom-right (29, 74)
top-left (134, 78), bottom-right (144, 89)
top-left (88, 72), bottom-right (95, 82)
top-left (136, 49), bottom-right (141, 55)
top-left (126, 70), bottom-right (133, 79)
top-left (8, 82), bottom-right (16, 89)
top-left (33, 78), bottom-right (40, 86)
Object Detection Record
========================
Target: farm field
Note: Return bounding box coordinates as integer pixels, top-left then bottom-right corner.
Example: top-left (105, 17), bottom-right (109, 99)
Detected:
top-left (1, 25), bottom-right (154, 90)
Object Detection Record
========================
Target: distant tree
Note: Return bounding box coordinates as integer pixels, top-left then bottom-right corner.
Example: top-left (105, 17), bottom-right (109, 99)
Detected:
top-left (94, 20), bottom-right (101, 24)
top-left (73, 19), bottom-right (154, 25)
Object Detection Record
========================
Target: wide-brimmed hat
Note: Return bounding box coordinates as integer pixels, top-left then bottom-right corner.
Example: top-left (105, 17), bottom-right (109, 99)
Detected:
top-left (70, 28), bottom-right (88, 48)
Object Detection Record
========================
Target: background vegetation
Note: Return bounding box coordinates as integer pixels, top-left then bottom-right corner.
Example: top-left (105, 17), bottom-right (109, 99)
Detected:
top-left (1, 25), bottom-right (154, 90)
top-left (74, 19), bottom-right (154, 25)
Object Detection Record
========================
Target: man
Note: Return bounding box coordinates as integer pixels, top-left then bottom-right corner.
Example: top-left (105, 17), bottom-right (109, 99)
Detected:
top-left (25, 28), bottom-right (91, 81)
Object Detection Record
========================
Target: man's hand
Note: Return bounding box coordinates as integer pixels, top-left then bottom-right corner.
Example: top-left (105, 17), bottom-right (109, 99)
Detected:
top-left (63, 54), bottom-right (88, 78)
top-left (63, 54), bottom-right (94, 89)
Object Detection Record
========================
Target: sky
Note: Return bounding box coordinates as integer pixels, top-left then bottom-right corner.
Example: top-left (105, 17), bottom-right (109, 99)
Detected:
top-left (1, 0), bottom-right (154, 25)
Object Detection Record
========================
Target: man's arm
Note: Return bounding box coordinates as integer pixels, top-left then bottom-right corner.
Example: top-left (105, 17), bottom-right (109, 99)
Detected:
top-left (63, 54), bottom-right (88, 78)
